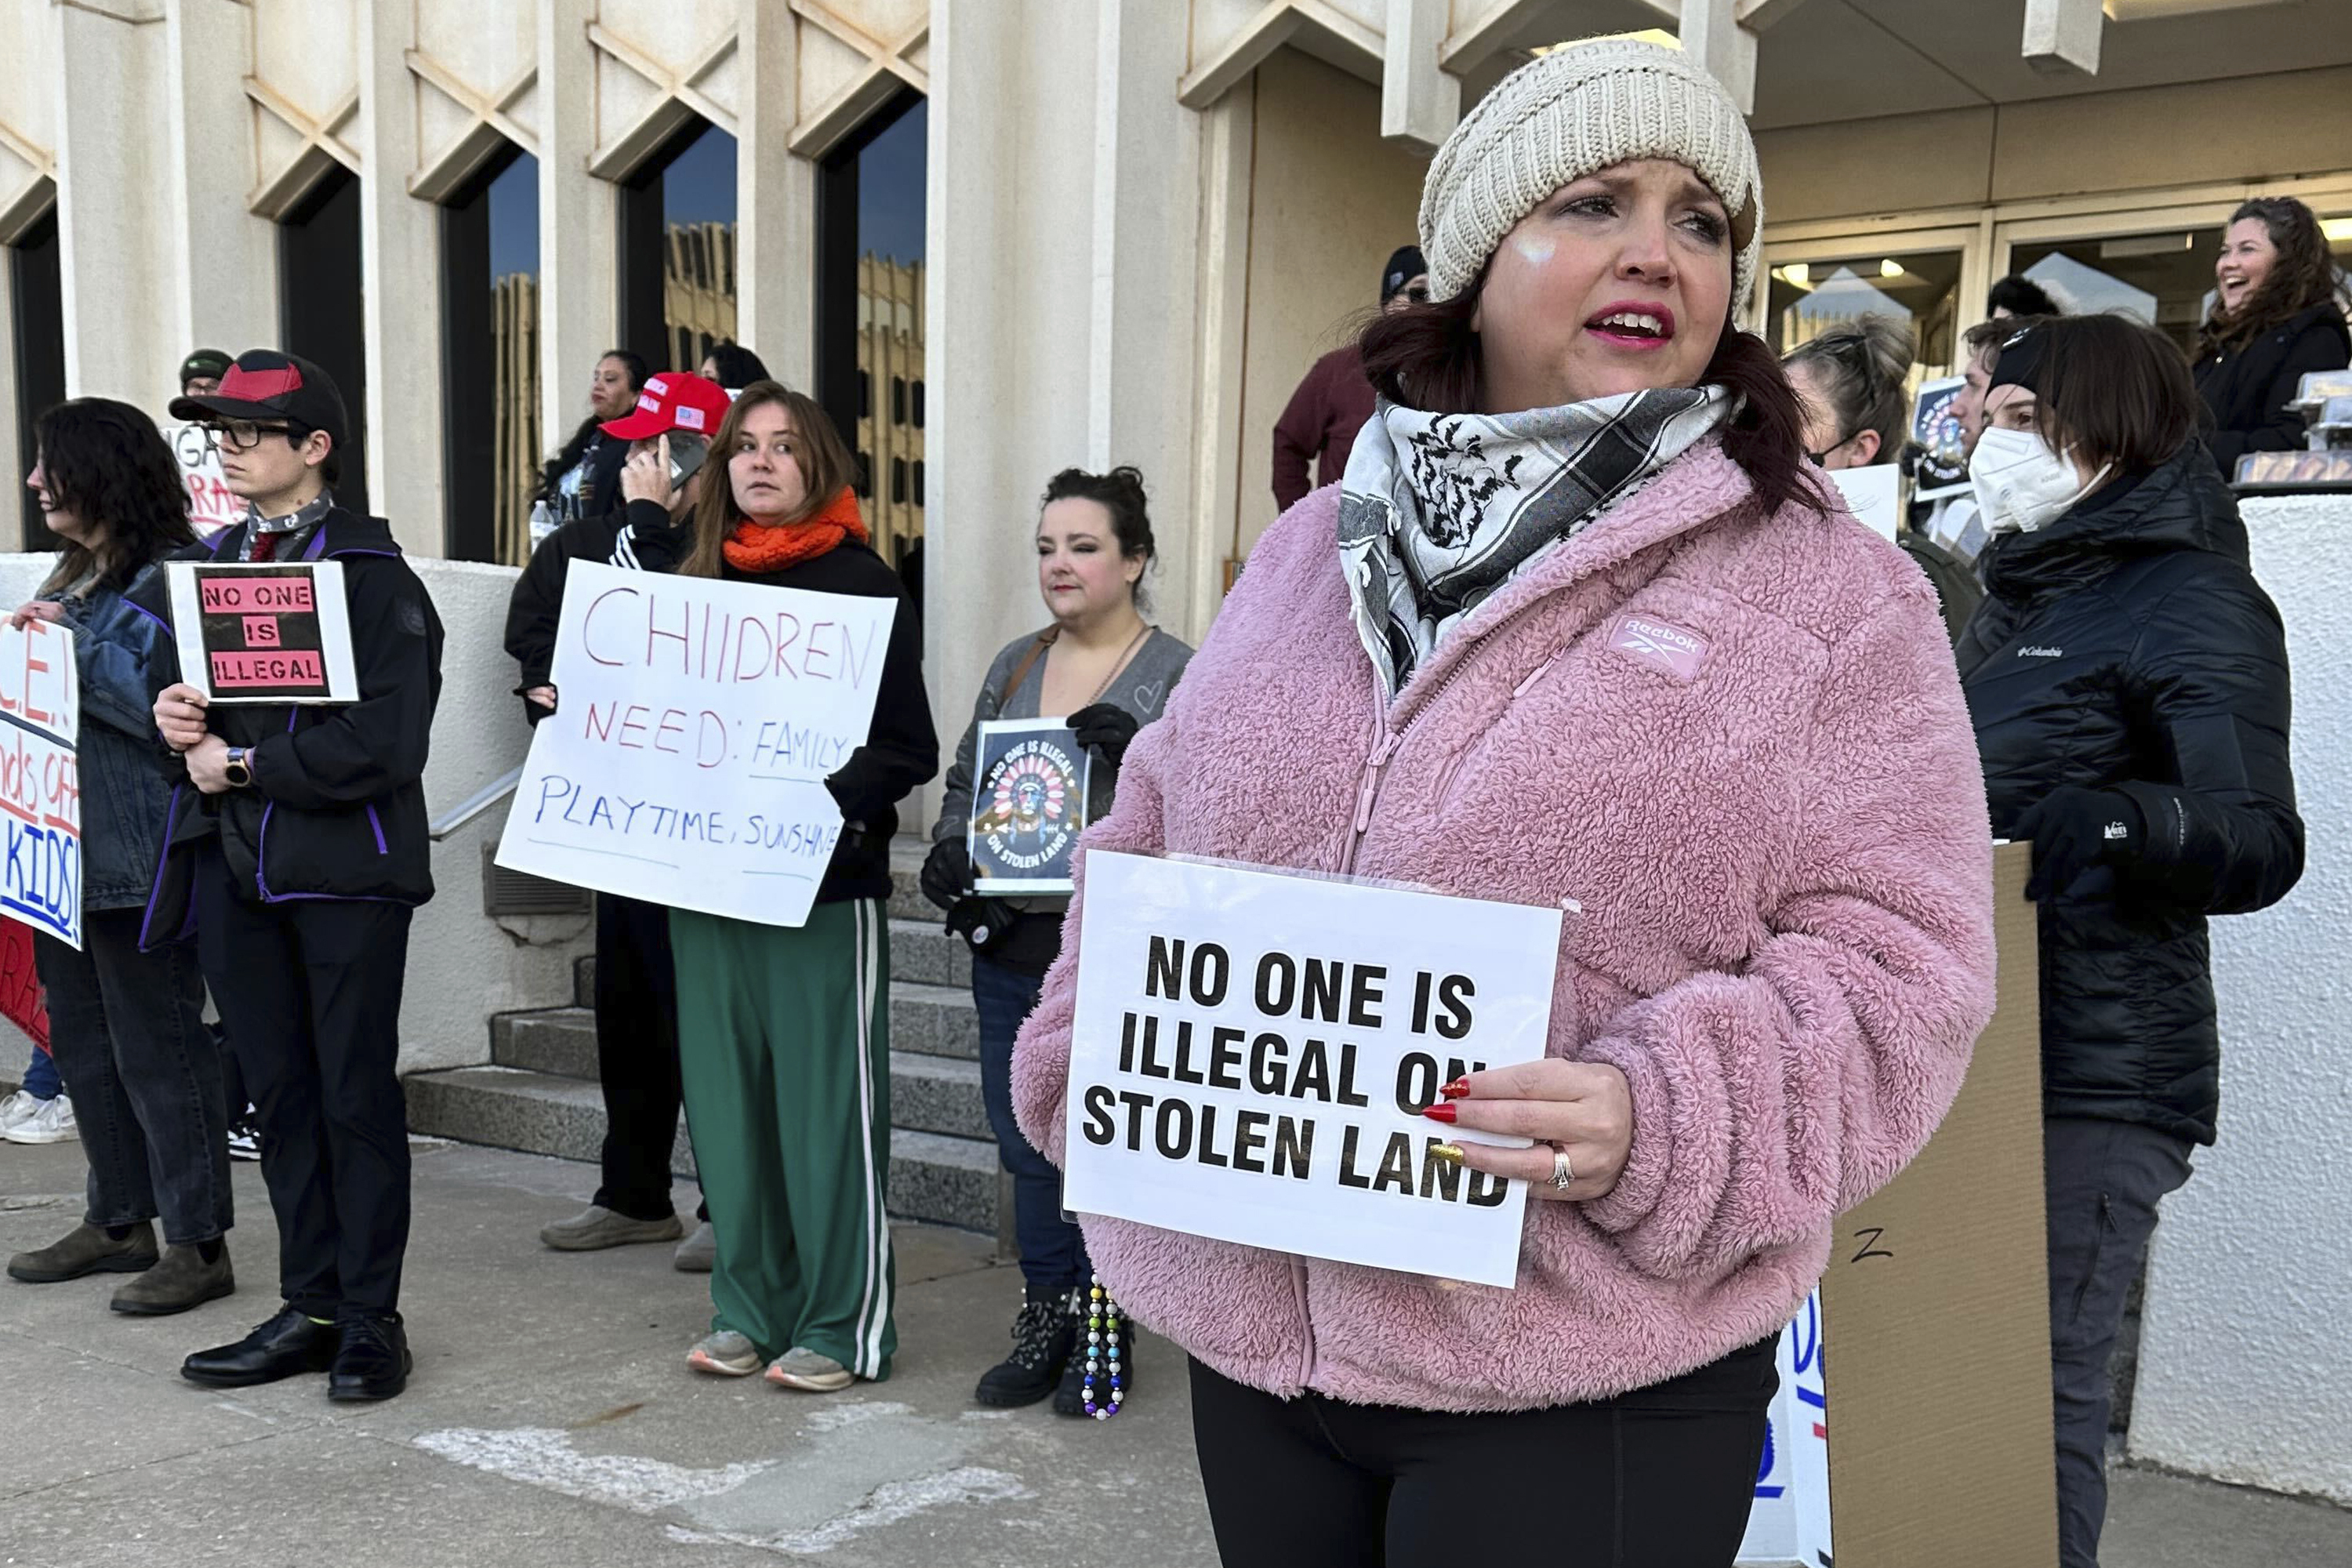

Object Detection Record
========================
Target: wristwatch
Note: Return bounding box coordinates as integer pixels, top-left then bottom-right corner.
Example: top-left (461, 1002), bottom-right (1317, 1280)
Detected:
top-left (223, 746), bottom-right (253, 789)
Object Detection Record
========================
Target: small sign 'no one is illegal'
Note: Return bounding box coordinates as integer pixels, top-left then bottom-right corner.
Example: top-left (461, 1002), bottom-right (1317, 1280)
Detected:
top-left (167, 561), bottom-right (359, 705)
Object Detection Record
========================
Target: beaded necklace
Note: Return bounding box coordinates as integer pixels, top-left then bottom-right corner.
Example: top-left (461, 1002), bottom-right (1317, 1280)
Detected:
top-left (1082, 1273), bottom-right (1125, 1419)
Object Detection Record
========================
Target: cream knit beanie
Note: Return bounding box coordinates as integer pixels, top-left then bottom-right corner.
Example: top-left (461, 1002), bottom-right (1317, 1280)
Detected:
top-left (1421, 37), bottom-right (1762, 306)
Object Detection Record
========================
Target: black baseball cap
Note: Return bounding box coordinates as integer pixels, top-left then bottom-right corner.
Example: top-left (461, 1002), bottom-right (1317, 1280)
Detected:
top-left (178, 348), bottom-right (232, 387)
top-left (170, 349), bottom-right (349, 448)
top-left (1381, 245), bottom-right (1428, 303)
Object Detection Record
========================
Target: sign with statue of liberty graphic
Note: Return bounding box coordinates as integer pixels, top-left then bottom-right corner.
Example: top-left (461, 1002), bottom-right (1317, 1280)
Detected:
top-left (968, 719), bottom-right (1092, 895)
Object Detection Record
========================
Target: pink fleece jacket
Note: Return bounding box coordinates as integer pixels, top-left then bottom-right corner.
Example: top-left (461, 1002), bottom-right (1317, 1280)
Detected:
top-left (1013, 440), bottom-right (1997, 1413)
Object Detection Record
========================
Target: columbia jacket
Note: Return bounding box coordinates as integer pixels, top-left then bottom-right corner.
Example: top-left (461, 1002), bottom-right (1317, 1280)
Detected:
top-left (134, 509), bottom-right (444, 944)
top-left (1956, 442), bottom-right (2302, 1145)
top-left (1012, 446), bottom-right (1998, 1413)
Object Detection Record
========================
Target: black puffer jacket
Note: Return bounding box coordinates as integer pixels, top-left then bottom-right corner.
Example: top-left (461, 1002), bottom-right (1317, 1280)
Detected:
top-left (2192, 301), bottom-right (2351, 480)
top-left (1955, 442), bottom-right (2303, 1144)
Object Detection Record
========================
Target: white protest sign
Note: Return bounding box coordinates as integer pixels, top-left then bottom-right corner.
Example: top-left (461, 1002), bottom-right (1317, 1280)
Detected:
top-left (1062, 852), bottom-right (1563, 1289)
top-left (165, 424), bottom-right (245, 538)
top-left (494, 561), bottom-right (895, 928)
top-left (1828, 464), bottom-right (1903, 543)
top-left (0, 617), bottom-right (82, 950)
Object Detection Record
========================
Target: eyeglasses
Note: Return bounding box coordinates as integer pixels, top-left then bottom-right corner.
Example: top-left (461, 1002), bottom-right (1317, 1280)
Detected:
top-left (202, 420), bottom-right (299, 453)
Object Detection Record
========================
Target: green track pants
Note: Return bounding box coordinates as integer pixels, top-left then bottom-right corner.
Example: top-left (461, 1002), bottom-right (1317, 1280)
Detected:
top-left (670, 897), bottom-right (895, 1379)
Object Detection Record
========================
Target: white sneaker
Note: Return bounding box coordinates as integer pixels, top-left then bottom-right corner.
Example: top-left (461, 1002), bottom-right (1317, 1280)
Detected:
top-left (0, 1089), bottom-right (41, 1135)
top-left (2, 1094), bottom-right (77, 1145)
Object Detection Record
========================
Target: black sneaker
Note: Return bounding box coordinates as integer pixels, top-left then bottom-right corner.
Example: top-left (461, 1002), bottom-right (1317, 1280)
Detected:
top-left (1054, 1315), bottom-right (1135, 1417)
top-left (224, 1120), bottom-right (261, 1163)
top-left (973, 1291), bottom-right (1078, 1407)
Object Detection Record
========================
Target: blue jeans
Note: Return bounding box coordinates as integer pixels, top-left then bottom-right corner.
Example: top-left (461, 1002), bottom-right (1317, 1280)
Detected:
top-left (971, 955), bottom-right (1091, 1296)
top-left (34, 911), bottom-right (228, 1244)
top-left (24, 1040), bottom-right (61, 1099)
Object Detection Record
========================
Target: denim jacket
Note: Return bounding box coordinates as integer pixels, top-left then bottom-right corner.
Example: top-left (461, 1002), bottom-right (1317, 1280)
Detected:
top-left (62, 564), bottom-right (178, 910)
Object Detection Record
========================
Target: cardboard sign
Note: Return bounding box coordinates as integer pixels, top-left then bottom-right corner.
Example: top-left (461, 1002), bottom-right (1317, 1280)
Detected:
top-left (166, 561), bottom-right (359, 705)
top-left (1737, 842), bottom-right (2054, 1567)
top-left (494, 561), bottom-right (896, 929)
top-left (165, 424), bottom-right (245, 538)
top-left (0, 617), bottom-right (81, 950)
top-left (968, 719), bottom-right (1091, 894)
top-left (1062, 852), bottom-right (1563, 1288)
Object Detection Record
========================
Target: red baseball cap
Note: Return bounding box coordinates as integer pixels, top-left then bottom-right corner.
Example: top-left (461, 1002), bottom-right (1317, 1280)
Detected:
top-left (601, 372), bottom-right (731, 441)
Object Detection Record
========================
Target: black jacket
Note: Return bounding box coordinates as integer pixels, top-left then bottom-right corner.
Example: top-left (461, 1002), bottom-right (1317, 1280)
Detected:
top-left (133, 509), bottom-right (445, 943)
top-left (1955, 443), bottom-right (2303, 1144)
top-left (629, 517), bottom-right (937, 906)
top-left (2193, 301), bottom-right (2351, 479)
top-left (503, 500), bottom-right (686, 722)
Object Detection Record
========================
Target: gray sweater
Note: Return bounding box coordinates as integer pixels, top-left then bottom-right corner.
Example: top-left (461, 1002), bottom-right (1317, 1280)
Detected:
top-left (931, 625), bottom-right (1194, 901)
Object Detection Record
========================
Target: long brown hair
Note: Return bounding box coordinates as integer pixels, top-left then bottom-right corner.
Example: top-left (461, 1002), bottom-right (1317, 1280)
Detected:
top-left (34, 398), bottom-right (197, 597)
top-left (2199, 198), bottom-right (2351, 357)
top-left (2001, 315), bottom-right (2201, 477)
top-left (1358, 268), bottom-right (1817, 517)
top-left (680, 381), bottom-right (859, 579)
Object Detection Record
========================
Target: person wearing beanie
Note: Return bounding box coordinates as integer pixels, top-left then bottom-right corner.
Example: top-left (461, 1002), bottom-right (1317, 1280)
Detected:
top-left (139, 350), bottom-right (445, 1403)
top-left (1269, 243), bottom-right (1428, 512)
top-left (178, 350), bottom-right (232, 399)
top-left (1014, 37), bottom-right (1993, 1566)
top-left (503, 371), bottom-right (731, 1272)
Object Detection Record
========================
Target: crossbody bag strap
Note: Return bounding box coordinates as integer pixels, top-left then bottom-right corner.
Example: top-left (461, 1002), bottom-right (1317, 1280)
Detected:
top-left (996, 626), bottom-right (1060, 709)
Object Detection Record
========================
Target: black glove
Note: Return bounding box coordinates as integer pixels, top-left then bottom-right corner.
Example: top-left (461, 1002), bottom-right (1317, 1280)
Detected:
top-left (1067, 702), bottom-right (1141, 768)
top-left (920, 837), bottom-right (971, 910)
top-left (2016, 786), bottom-right (2143, 902)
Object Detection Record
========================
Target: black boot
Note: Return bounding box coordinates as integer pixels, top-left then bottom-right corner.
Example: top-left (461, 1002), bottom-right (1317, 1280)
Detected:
top-left (973, 1290), bottom-right (1079, 1407)
top-left (1054, 1309), bottom-right (1134, 1417)
top-left (328, 1312), bottom-right (412, 1402)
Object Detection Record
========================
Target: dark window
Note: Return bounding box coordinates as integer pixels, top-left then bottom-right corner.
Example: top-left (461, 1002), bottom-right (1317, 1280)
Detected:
top-left (281, 168), bottom-right (370, 516)
top-left (7, 210), bottom-right (65, 549)
top-left (911, 379), bottom-right (925, 429)
top-left (891, 376), bottom-right (906, 426)
top-left (815, 91), bottom-right (923, 445)
top-left (890, 456), bottom-right (907, 505)
top-left (858, 371), bottom-right (872, 422)
top-left (913, 459), bottom-right (924, 507)
top-left (855, 449), bottom-right (872, 498)
top-left (437, 144), bottom-right (532, 563)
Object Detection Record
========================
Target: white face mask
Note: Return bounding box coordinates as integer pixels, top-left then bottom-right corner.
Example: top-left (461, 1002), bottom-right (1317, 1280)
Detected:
top-left (1969, 426), bottom-right (2109, 535)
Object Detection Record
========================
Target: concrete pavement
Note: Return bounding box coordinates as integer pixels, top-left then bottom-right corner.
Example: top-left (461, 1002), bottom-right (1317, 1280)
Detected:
top-left (5, 1135), bottom-right (2348, 1566)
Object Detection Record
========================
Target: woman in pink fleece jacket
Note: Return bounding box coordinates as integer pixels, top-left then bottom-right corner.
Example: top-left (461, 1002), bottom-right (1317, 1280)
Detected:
top-left (1014, 38), bottom-right (1995, 1568)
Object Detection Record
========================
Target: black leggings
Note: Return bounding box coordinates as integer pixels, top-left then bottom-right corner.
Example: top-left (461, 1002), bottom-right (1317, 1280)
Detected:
top-left (1188, 1340), bottom-right (1775, 1568)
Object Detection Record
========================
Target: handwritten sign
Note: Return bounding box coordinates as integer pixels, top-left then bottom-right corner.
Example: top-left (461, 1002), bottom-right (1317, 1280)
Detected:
top-left (0, 617), bottom-right (82, 950)
top-left (1062, 852), bottom-right (1563, 1288)
top-left (969, 719), bottom-right (1091, 895)
top-left (494, 561), bottom-right (897, 929)
top-left (165, 424), bottom-right (245, 538)
top-left (167, 561), bottom-right (359, 705)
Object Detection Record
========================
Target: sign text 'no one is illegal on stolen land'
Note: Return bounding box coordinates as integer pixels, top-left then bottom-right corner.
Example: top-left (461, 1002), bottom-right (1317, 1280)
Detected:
top-left (495, 561), bottom-right (895, 929)
top-left (1063, 853), bottom-right (1564, 1288)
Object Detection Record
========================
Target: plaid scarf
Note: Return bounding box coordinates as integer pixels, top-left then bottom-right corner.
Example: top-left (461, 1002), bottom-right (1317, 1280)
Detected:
top-left (1336, 388), bottom-right (1730, 696)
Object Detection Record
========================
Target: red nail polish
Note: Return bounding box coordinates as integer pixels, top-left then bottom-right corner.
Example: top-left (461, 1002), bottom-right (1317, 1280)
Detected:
top-left (1440, 1077), bottom-right (1471, 1100)
top-left (1421, 1102), bottom-right (1457, 1123)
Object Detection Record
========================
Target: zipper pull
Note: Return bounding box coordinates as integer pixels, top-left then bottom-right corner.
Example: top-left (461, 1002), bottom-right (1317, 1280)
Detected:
top-left (1353, 731), bottom-right (1401, 835)
top-left (1512, 647), bottom-right (1570, 700)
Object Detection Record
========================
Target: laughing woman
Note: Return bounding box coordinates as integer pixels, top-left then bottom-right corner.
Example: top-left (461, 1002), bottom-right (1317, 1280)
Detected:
top-left (647, 382), bottom-right (937, 1392)
top-left (1012, 39), bottom-right (1996, 1567)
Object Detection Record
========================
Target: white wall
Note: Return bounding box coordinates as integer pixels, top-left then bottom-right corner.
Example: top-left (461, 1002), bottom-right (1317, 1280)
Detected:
top-left (0, 552), bottom-right (589, 1079)
top-left (2129, 495), bottom-right (2352, 1504)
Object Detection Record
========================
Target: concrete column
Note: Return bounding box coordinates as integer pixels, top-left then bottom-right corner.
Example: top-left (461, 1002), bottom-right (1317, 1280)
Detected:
top-left (51, 3), bottom-right (176, 410)
top-left (355, 2), bottom-right (446, 554)
top-left (1381, 0), bottom-right (1458, 153)
top-left (163, 0), bottom-right (279, 373)
top-left (735, 0), bottom-right (815, 391)
top-left (536, 0), bottom-right (618, 467)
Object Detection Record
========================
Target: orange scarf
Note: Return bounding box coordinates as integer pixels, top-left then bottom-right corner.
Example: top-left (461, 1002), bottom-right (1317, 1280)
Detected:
top-left (722, 487), bottom-right (869, 574)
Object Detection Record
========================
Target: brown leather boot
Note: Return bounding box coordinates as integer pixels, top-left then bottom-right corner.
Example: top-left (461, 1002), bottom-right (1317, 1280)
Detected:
top-left (6, 1221), bottom-right (158, 1283)
top-left (111, 1242), bottom-right (235, 1316)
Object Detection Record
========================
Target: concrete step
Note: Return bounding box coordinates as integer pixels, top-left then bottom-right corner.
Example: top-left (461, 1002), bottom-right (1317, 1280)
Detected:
top-left (890, 1051), bottom-right (990, 1141)
top-left (889, 917), bottom-right (971, 989)
top-left (492, 1008), bottom-right (598, 1080)
top-left (890, 979), bottom-right (980, 1061)
top-left (888, 837), bottom-right (934, 923)
top-left (405, 1060), bottom-right (1007, 1240)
